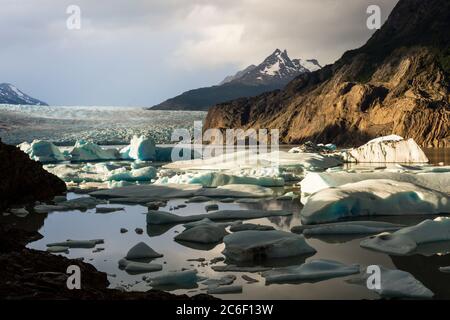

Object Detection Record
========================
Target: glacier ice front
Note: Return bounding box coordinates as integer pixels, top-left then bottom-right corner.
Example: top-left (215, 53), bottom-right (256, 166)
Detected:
top-left (300, 179), bottom-right (450, 224)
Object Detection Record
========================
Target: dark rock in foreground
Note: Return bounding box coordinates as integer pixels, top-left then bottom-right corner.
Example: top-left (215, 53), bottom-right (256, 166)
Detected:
top-left (0, 139), bottom-right (67, 212)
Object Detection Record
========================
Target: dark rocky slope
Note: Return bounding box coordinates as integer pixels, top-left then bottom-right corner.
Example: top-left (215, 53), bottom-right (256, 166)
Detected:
top-left (204, 0), bottom-right (449, 147)
top-left (0, 139), bottom-right (66, 212)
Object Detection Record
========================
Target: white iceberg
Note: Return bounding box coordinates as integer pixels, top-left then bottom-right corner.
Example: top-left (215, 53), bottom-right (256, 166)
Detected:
top-left (197, 184), bottom-right (274, 198)
top-left (106, 166), bottom-right (157, 182)
top-left (222, 230), bottom-right (316, 262)
top-left (70, 140), bottom-right (120, 161)
top-left (291, 221), bottom-right (404, 235)
top-left (155, 171), bottom-right (284, 187)
top-left (348, 266), bottom-right (433, 299)
top-left (300, 172), bottom-right (450, 204)
top-left (146, 209), bottom-right (291, 225)
top-left (262, 259), bottom-right (360, 284)
top-left (19, 140), bottom-right (66, 163)
top-left (47, 239), bottom-right (103, 249)
top-left (301, 179), bottom-right (450, 225)
top-left (342, 136), bottom-right (429, 163)
top-left (125, 242), bottom-right (163, 260)
top-left (163, 150), bottom-right (341, 171)
top-left (120, 135), bottom-right (156, 161)
top-left (360, 217), bottom-right (450, 255)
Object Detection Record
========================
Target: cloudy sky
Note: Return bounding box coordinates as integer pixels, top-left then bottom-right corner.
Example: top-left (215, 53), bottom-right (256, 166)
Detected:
top-left (0, 0), bottom-right (398, 106)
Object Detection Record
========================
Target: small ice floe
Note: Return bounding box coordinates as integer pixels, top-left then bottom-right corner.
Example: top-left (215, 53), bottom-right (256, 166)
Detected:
top-left (46, 246), bottom-right (69, 253)
top-left (300, 179), bottom-right (450, 225)
top-left (185, 196), bottom-right (212, 203)
top-left (235, 198), bottom-right (263, 204)
top-left (222, 230), bottom-right (316, 262)
top-left (439, 266), bottom-right (450, 273)
top-left (120, 228), bottom-right (128, 233)
top-left (300, 172), bottom-right (450, 204)
top-left (182, 218), bottom-right (239, 230)
top-left (219, 198), bottom-right (235, 203)
top-left (242, 275), bottom-right (259, 283)
top-left (202, 274), bottom-right (236, 288)
top-left (135, 228), bottom-right (144, 235)
top-left (197, 184), bottom-right (274, 198)
top-left (125, 242), bottom-right (163, 260)
top-left (229, 223), bottom-right (275, 232)
top-left (95, 207), bottom-right (124, 214)
top-left (211, 265), bottom-right (271, 272)
top-left (92, 247), bottom-right (105, 253)
top-left (10, 208), bottom-right (29, 218)
top-left (360, 217), bottom-right (450, 255)
top-left (210, 257), bottom-right (225, 264)
top-left (106, 166), bottom-right (157, 182)
top-left (18, 140), bottom-right (66, 163)
top-left (291, 221), bottom-right (404, 235)
top-left (155, 171), bottom-right (285, 187)
top-left (205, 204), bottom-right (219, 212)
top-left (90, 184), bottom-right (202, 201)
top-left (146, 270), bottom-right (201, 289)
top-left (47, 239), bottom-right (104, 249)
top-left (262, 259), bottom-right (360, 284)
top-left (207, 285), bottom-right (243, 294)
top-left (146, 209), bottom-right (291, 225)
top-left (175, 224), bottom-right (229, 244)
top-left (276, 191), bottom-right (299, 201)
top-left (288, 142), bottom-right (336, 154)
top-left (34, 197), bottom-right (102, 213)
top-left (341, 135), bottom-right (429, 163)
top-left (120, 135), bottom-right (156, 161)
top-left (53, 195), bottom-right (67, 203)
top-left (347, 266), bottom-right (433, 299)
top-left (70, 140), bottom-right (120, 161)
top-left (118, 259), bottom-right (162, 274)
top-left (145, 200), bottom-right (167, 210)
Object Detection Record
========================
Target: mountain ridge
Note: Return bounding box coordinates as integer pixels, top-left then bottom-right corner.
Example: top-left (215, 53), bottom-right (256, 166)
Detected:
top-left (0, 83), bottom-right (48, 106)
top-left (204, 0), bottom-right (449, 147)
top-left (151, 49), bottom-right (320, 111)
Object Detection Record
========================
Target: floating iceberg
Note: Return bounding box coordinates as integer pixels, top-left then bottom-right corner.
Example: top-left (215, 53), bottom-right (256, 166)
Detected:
top-left (124, 262), bottom-right (162, 274)
top-left (196, 184), bottom-right (274, 198)
top-left (300, 172), bottom-right (450, 204)
top-left (34, 197), bottom-right (102, 213)
top-left (163, 150), bottom-right (341, 171)
top-left (301, 179), bottom-right (450, 224)
top-left (347, 266), bottom-right (433, 299)
top-left (175, 224), bottom-right (229, 244)
top-left (70, 140), bottom-right (120, 161)
top-left (229, 223), bottom-right (275, 232)
top-left (120, 135), bottom-right (156, 161)
top-left (106, 166), bottom-right (157, 182)
top-left (291, 221), bottom-right (404, 235)
top-left (262, 259), bottom-right (360, 284)
top-left (155, 171), bottom-right (285, 187)
top-left (222, 230), bottom-right (316, 262)
top-left (211, 265), bottom-right (271, 272)
top-left (147, 270), bottom-right (200, 287)
top-left (147, 209), bottom-right (291, 225)
top-left (342, 136), bottom-right (429, 163)
top-left (125, 242), bottom-right (163, 260)
top-left (47, 239), bottom-right (103, 249)
top-left (360, 217), bottom-right (450, 255)
top-left (207, 285), bottom-right (242, 294)
top-left (19, 140), bottom-right (66, 163)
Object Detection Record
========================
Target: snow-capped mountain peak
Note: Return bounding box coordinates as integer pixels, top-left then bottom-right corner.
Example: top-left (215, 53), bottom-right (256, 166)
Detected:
top-left (0, 83), bottom-right (48, 106)
top-left (220, 49), bottom-right (321, 86)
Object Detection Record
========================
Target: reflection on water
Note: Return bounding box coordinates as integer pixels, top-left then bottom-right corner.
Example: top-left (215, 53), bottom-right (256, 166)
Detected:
top-left (2, 192), bottom-right (444, 299)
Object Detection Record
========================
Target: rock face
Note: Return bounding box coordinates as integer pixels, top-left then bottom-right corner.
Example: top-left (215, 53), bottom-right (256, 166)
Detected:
top-left (0, 139), bottom-right (66, 212)
top-left (151, 49), bottom-right (320, 111)
top-left (204, 0), bottom-right (449, 147)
